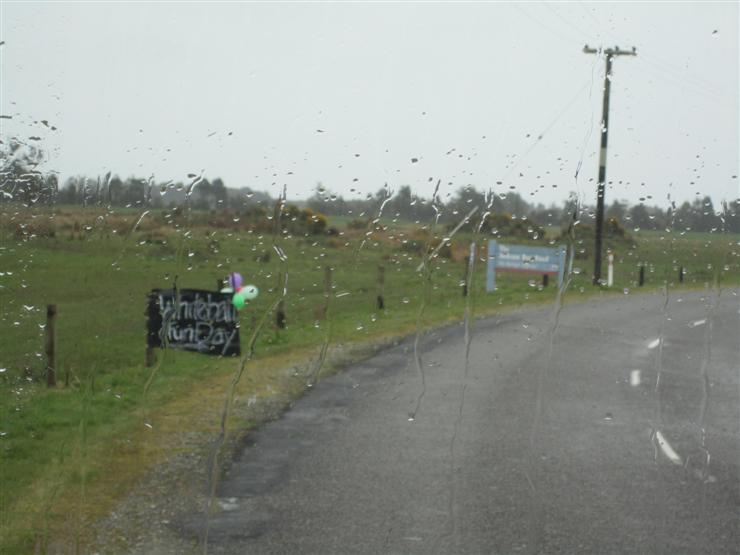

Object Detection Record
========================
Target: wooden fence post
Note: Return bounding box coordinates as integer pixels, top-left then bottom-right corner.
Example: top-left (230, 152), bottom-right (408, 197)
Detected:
top-left (145, 346), bottom-right (156, 368)
top-left (376, 265), bottom-right (385, 310)
top-left (145, 292), bottom-right (157, 367)
top-left (45, 304), bottom-right (57, 387)
top-left (463, 242), bottom-right (476, 296)
top-left (325, 266), bottom-right (333, 311)
top-left (276, 300), bottom-right (286, 330)
top-left (462, 259), bottom-right (469, 297)
top-left (274, 270), bottom-right (287, 330)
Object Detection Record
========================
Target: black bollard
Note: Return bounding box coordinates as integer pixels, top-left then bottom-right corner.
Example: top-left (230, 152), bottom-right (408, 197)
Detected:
top-left (639, 265), bottom-right (645, 287)
top-left (276, 300), bottom-right (286, 329)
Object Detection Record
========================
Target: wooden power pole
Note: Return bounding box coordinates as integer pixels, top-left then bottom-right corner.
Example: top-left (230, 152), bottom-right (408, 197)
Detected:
top-left (583, 44), bottom-right (636, 285)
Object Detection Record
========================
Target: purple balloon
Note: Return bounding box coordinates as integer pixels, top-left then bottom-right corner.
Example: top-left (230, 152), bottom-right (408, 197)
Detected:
top-left (229, 272), bottom-right (243, 290)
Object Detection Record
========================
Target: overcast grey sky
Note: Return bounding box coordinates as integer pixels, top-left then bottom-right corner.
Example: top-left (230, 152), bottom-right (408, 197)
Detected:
top-left (1, 1), bottom-right (738, 207)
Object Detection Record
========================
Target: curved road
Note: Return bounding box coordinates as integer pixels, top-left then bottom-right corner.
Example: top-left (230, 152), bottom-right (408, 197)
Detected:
top-left (178, 288), bottom-right (739, 554)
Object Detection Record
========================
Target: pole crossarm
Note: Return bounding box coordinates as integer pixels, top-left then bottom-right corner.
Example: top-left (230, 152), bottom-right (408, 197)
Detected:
top-left (583, 44), bottom-right (637, 57)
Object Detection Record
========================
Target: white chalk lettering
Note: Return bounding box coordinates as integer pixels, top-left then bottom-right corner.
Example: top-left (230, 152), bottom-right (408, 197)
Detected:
top-left (159, 293), bottom-right (236, 325)
top-left (152, 289), bottom-right (240, 355)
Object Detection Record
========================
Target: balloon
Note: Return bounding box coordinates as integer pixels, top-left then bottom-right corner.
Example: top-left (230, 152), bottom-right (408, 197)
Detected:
top-left (242, 285), bottom-right (259, 300)
top-left (229, 272), bottom-right (243, 291)
top-left (232, 292), bottom-right (246, 310)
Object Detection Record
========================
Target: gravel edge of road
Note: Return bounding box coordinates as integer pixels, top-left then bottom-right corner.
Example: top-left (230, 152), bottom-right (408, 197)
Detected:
top-left (87, 334), bottom-right (414, 554)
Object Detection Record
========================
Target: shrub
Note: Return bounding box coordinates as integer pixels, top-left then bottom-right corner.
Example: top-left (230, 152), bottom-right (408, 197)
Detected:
top-left (449, 212), bottom-right (545, 241)
top-left (559, 218), bottom-right (634, 259)
top-left (399, 229), bottom-right (453, 259)
top-left (13, 219), bottom-right (56, 239)
top-left (326, 237), bottom-right (346, 249)
top-left (347, 218), bottom-right (369, 230)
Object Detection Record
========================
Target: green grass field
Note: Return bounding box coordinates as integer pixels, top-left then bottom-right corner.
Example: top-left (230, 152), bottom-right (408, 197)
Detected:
top-left (1, 206), bottom-right (737, 552)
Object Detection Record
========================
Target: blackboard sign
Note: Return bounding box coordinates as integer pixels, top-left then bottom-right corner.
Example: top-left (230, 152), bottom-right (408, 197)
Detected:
top-left (146, 289), bottom-right (240, 357)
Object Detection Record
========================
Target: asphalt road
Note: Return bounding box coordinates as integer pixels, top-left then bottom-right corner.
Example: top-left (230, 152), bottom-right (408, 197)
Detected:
top-left (180, 288), bottom-right (739, 554)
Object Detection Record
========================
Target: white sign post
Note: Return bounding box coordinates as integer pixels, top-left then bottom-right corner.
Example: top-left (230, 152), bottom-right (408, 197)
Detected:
top-left (607, 252), bottom-right (614, 287)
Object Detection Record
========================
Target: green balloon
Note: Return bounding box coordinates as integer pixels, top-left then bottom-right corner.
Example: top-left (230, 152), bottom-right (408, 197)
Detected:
top-left (232, 292), bottom-right (246, 310)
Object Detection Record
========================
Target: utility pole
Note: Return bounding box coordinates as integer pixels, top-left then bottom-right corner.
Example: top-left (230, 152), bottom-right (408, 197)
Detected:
top-left (583, 44), bottom-right (636, 285)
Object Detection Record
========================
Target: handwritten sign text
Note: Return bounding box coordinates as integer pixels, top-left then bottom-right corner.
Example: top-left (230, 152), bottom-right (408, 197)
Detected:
top-left (146, 289), bottom-right (240, 356)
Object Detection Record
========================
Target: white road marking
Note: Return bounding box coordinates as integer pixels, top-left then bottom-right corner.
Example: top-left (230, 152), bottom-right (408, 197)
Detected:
top-left (218, 497), bottom-right (239, 511)
top-left (630, 370), bottom-right (641, 386)
top-left (693, 469), bottom-right (718, 483)
top-left (655, 430), bottom-right (682, 465)
top-left (689, 318), bottom-right (707, 328)
top-left (647, 338), bottom-right (661, 349)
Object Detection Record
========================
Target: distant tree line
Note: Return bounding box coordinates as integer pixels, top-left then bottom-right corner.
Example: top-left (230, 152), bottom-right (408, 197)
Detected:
top-left (309, 183), bottom-right (740, 234)
top-left (55, 175), bottom-right (242, 211)
top-left (2, 140), bottom-right (738, 233)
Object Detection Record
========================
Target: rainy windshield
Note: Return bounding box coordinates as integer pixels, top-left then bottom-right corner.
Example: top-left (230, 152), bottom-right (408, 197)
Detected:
top-left (1, 3), bottom-right (738, 554)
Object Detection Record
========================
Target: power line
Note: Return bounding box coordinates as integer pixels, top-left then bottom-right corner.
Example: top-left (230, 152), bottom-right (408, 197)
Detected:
top-left (513, 4), bottom-right (580, 46)
top-left (576, 3), bottom-right (722, 97)
top-left (630, 57), bottom-right (729, 104)
top-left (500, 78), bottom-right (592, 183)
top-left (543, 2), bottom-right (598, 45)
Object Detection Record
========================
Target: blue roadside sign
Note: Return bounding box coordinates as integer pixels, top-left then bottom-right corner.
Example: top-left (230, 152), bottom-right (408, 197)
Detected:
top-left (486, 240), bottom-right (566, 291)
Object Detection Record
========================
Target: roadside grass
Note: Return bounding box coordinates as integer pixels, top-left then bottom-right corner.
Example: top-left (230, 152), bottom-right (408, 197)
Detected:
top-left (1, 207), bottom-right (737, 552)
